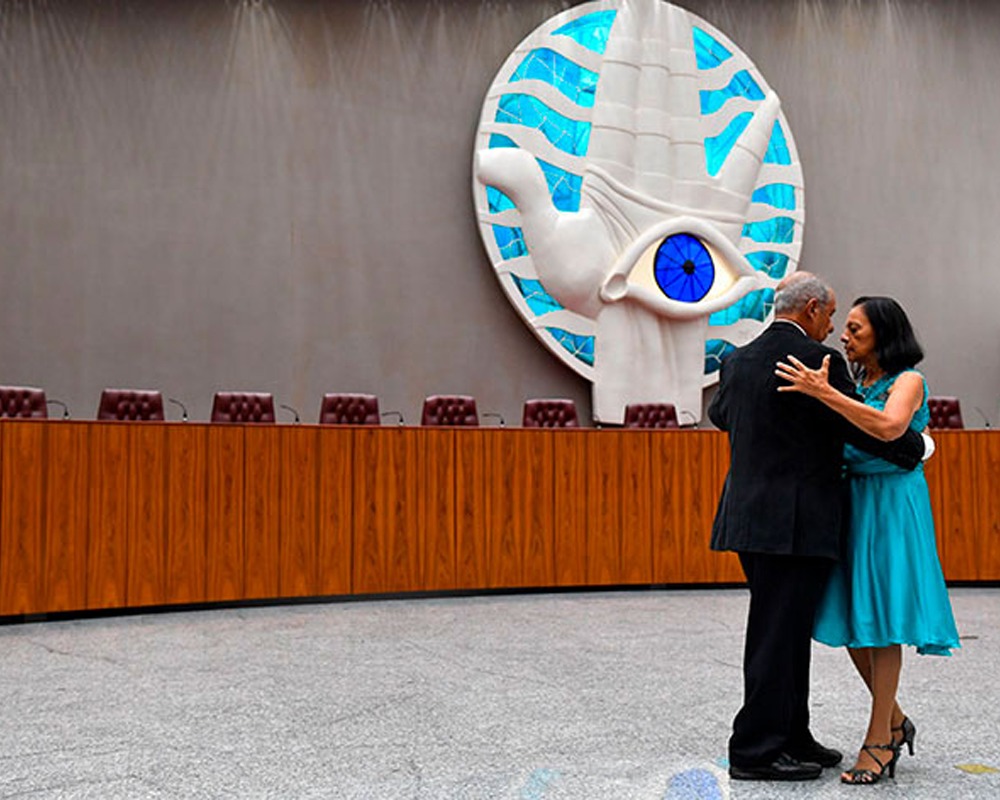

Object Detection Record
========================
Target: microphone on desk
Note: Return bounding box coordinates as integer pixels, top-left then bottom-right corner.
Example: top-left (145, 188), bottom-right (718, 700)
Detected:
top-left (168, 398), bottom-right (189, 422)
top-left (279, 403), bottom-right (301, 424)
top-left (973, 407), bottom-right (992, 428)
top-left (380, 410), bottom-right (405, 426)
top-left (482, 412), bottom-right (506, 427)
top-left (678, 410), bottom-right (698, 428)
top-left (46, 399), bottom-right (70, 419)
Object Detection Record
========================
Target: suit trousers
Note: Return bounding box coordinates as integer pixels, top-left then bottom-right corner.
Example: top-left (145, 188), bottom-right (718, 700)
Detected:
top-left (729, 551), bottom-right (835, 768)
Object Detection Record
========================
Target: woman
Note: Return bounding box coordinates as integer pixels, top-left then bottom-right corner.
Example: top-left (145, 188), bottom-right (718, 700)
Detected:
top-left (775, 296), bottom-right (960, 785)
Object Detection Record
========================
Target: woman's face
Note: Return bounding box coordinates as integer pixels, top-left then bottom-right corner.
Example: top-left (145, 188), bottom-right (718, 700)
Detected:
top-left (841, 304), bottom-right (877, 365)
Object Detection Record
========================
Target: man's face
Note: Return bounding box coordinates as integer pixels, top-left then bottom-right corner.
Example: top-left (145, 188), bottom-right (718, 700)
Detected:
top-left (804, 290), bottom-right (837, 342)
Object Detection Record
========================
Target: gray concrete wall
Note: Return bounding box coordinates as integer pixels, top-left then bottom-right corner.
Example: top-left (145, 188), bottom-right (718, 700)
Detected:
top-left (2, 0), bottom-right (998, 426)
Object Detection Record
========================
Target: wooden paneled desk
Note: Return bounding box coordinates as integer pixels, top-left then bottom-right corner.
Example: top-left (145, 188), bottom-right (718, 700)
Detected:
top-left (1, 421), bottom-right (997, 617)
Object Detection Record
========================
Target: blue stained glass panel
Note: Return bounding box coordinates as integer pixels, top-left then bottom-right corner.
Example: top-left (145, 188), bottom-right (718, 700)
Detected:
top-left (709, 289), bottom-right (775, 325)
top-left (487, 187), bottom-right (515, 214)
top-left (751, 183), bottom-right (796, 210)
top-left (764, 120), bottom-right (791, 165)
top-left (705, 339), bottom-right (737, 373)
top-left (510, 48), bottom-right (599, 108)
top-left (552, 10), bottom-right (618, 55)
top-left (512, 275), bottom-right (563, 316)
top-left (492, 225), bottom-right (527, 260)
top-left (547, 327), bottom-right (595, 366)
top-left (742, 217), bottom-right (795, 244)
top-left (497, 94), bottom-right (591, 156)
top-left (746, 251), bottom-right (791, 279)
top-left (538, 159), bottom-right (582, 212)
top-left (489, 133), bottom-right (517, 149)
top-left (693, 26), bottom-right (733, 69)
top-left (699, 70), bottom-right (764, 114)
top-left (704, 112), bottom-right (752, 176)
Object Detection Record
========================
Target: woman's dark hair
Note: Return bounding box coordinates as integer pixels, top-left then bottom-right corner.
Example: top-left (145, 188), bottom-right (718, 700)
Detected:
top-left (852, 296), bottom-right (924, 374)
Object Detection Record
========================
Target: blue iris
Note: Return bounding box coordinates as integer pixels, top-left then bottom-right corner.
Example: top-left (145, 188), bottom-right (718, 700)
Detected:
top-left (654, 234), bottom-right (715, 302)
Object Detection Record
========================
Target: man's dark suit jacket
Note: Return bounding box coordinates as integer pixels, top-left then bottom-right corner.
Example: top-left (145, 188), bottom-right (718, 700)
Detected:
top-left (709, 320), bottom-right (924, 560)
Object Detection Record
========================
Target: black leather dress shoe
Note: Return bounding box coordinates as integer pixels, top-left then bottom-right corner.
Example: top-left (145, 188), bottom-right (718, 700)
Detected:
top-left (729, 753), bottom-right (823, 781)
top-left (787, 740), bottom-right (843, 768)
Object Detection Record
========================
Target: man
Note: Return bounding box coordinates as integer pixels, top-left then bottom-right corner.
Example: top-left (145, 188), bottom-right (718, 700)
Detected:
top-left (708, 273), bottom-right (926, 781)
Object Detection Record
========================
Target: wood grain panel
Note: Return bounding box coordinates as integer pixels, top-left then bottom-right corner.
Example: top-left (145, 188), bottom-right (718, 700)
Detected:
top-left (0, 422), bottom-right (45, 615)
top-left (206, 426), bottom-right (245, 602)
top-left (419, 429), bottom-right (455, 591)
top-left (165, 424), bottom-right (208, 604)
top-left (650, 431), bottom-right (683, 584)
top-left (934, 431), bottom-right (978, 581)
top-left (978, 432), bottom-right (1000, 579)
top-left (43, 423), bottom-right (90, 612)
top-left (244, 426), bottom-right (280, 599)
top-left (485, 430), bottom-right (518, 587)
top-left (87, 424), bottom-right (129, 609)
top-left (487, 430), bottom-right (554, 588)
top-left (586, 432), bottom-right (623, 585)
top-left (279, 426), bottom-right (319, 597)
top-left (619, 431), bottom-right (653, 584)
top-left (353, 428), bottom-right (420, 593)
top-left (552, 431), bottom-right (588, 586)
top-left (652, 431), bottom-right (736, 584)
top-left (521, 431), bottom-right (555, 588)
top-left (0, 424), bottom-right (2, 609)
top-left (455, 430), bottom-right (490, 589)
top-left (127, 425), bottom-right (167, 607)
top-left (317, 427), bottom-right (353, 596)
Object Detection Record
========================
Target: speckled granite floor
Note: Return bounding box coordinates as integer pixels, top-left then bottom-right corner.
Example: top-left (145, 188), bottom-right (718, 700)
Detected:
top-left (0, 587), bottom-right (995, 799)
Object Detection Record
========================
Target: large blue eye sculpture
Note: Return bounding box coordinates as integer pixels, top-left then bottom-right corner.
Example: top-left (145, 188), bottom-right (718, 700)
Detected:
top-left (654, 233), bottom-right (715, 302)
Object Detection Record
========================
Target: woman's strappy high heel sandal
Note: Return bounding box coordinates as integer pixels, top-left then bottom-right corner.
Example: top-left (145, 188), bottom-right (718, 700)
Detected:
top-left (841, 743), bottom-right (900, 785)
top-left (893, 717), bottom-right (916, 756)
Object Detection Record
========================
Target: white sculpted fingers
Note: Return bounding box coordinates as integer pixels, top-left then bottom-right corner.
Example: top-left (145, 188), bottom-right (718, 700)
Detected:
top-left (475, 148), bottom-right (611, 318)
top-left (715, 91), bottom-right (781, 222)
top-left (475, 148), bottom-right (559, 232)
top-left (587, 0), bottom-right (702, 198)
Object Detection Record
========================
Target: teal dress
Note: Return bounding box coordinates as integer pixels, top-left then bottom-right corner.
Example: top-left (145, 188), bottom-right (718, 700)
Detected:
top-left (813, 370), bottom-right (960, 655)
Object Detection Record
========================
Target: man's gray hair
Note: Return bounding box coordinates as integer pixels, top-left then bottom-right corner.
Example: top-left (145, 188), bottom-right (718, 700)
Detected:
top-left (773, 273), bottom-right (831, 315)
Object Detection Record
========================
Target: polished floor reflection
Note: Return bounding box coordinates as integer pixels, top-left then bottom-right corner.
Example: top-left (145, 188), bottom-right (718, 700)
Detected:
top-left (0, 588), bottom-right (996, 799)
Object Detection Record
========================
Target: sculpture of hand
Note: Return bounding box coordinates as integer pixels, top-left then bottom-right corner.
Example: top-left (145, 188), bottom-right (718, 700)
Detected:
top-left (476, 0), bottom-right (781, 423)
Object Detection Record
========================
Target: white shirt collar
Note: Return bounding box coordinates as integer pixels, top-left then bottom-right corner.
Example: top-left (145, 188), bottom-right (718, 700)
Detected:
top-left (773, 318), bottom-right (809, 338)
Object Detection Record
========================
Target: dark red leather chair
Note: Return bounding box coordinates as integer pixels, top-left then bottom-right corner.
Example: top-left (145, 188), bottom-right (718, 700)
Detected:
top-left (319, 393), bottom-right (380, 425)
top-left (211, 392), bottom-right (276, 423)
top-left (0, 385), bottom-right (48, 418)
top-left (623, 403), bottom-right (680, 429)
top-left (421, 395), bottom-right (479, 426)
top-left (927, 396), bottom-right (964, 429)
top-left (522, 398), bottom-right (579, 428)
top-left (98, 389), bottom-right (165, 421)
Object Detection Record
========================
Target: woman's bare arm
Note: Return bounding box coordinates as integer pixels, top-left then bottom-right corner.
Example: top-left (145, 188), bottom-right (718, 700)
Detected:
top-left (774, 355), bottom-right (923, 440)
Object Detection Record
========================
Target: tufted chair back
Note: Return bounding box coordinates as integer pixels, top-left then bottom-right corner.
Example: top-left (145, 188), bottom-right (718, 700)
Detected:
top-left (522, 398), bottom-right (580, 428)
top-left (98, 389), bottom-right (165, 421)
top-left (319, 393), bottom-right (381, 425)
top-left (0, 385), bottom-right (48, 418)
top-left (211, 392), bottom-right (276, 423)
top-left (927, 396), bottom-right (964, 430)
top-left (421, 395), bottom-right (479, 426)
top-left (623, 403), bottom-right (680, 429)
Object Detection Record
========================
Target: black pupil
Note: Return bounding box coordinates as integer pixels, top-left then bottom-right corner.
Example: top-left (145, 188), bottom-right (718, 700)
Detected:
top-left (682, 260), bottom-right (696, 275)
